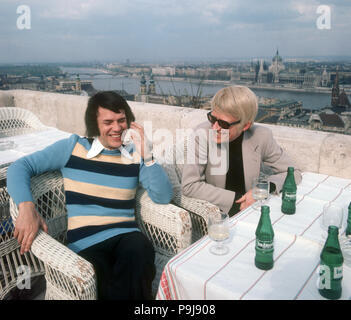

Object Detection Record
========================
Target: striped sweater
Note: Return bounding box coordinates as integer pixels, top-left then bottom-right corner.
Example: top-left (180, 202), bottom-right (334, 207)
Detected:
top-left (7, 134), bottom-right (173, 253)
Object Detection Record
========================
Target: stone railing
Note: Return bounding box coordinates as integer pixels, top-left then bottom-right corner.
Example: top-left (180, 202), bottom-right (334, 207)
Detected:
top-left (1, 89), bottom-right (351, 179)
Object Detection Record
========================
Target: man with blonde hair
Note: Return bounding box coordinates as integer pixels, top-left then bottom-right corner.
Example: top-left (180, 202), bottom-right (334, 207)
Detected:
top-left (182, 85), bottom-right (301, 216)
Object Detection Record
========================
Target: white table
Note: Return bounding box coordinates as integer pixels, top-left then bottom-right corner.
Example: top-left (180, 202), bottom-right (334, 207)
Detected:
top-left (0, 128), bottom-right (71, 170)
top-left (0, 127), bottom-right (71, 235)
top-left (157, 172), bottom-right (351, 300)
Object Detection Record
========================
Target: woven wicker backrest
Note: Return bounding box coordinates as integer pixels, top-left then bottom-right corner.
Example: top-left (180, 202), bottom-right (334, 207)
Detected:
top-left (0, 107), bottom-right (47, 138)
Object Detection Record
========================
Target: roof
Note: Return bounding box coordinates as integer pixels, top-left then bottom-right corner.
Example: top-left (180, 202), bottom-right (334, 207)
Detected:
top-left (339, 90), bottom-right (351, 107)
top-left (319, 112), bottom-right (344, 128)
top-left (260, 115), bottom-right (280, 124)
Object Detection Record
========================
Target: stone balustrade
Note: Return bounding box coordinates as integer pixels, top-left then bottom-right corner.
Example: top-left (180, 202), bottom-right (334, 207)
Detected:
top-left (1, 89), bottom-right (351, 179)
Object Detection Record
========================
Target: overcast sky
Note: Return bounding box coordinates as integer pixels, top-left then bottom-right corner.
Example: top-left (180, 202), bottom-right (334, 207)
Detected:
top-left (1, 0), bottom-right (351, 63)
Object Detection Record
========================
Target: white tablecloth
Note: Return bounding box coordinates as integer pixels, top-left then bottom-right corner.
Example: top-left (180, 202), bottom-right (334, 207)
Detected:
top-left (0, 128), bottom-right (71, 169)
top-left (157, 172), bottom-right (351, 300)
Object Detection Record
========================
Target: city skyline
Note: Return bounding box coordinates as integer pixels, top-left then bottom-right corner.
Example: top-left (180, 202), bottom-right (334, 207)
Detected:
top-left (1, 0), bottom-right (351, 64)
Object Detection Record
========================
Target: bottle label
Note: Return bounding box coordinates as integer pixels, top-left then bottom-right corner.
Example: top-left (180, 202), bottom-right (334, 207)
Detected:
top-left (256, 239), bottom-right (274, 250)
top-left (317, 264), bottom-right (343, 290)
top-left (283, 191), bottom-right (296, 201)
top-left (334, 266), bottom-right (343, 279)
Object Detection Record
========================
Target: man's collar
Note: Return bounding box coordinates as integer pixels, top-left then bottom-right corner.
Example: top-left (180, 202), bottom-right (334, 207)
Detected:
top-left (86, 137), bottom-right (133, 160)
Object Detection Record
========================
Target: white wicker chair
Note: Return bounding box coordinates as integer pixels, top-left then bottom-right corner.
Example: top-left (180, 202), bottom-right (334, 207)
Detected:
top-left (0, 108), bottom-right (49, 299)
top-left (161, 137), bottom-right (221, 243)
top-left (7, 170), bottom-right (192, 299)
top-left (1, 166), bottom-right (47, 299)
top-left (0, 107), bottom-right (47, 138)
top-left (0, 106), bottom-right (192, 299)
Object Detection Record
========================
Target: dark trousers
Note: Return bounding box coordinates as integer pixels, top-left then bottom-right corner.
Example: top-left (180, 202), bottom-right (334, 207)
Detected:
top-left (78, 231), bottom-right (156, 300)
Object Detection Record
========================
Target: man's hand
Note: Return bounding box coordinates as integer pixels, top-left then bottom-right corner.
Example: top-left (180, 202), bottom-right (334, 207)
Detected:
top-left (14, 201), bottom-right (48, 255)
top-left (129, 122), bottom-right (152, 160)
top-left (235, 189), bottom-right (255, 211)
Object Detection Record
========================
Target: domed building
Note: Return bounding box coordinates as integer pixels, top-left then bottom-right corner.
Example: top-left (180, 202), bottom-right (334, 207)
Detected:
top-left (321, 67), bottom-right (330, 87)
top-left (269, 49), bottom-right (285, 83)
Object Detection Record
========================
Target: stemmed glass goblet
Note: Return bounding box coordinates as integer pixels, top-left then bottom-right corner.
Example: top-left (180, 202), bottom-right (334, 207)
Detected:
top-left (252, 177), bottom-right (270, 210)
top-left (208, 211), bottom-right (230, 255)
top-left (320, 203), bottom-right (344, 240)
top-left (321, 203), bottom-right (344, 230)
top-left (340, 235), bottom-right (351, 267)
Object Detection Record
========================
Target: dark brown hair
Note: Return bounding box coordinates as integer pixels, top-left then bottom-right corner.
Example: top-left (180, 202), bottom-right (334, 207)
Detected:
top-left (85, 91), bottom-right (135, 137)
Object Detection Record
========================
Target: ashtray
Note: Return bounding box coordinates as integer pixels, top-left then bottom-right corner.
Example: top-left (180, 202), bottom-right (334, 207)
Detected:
top-left (0, 140), bottom-right (16, 151)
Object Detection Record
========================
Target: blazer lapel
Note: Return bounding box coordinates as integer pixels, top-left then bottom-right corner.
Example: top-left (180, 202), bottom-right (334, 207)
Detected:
top-left (242, 129), bottom-right (261, 192)
top-left (206, 140), bottom-right (228, 189)
top-left (206, 127), bottom-right (261, 192)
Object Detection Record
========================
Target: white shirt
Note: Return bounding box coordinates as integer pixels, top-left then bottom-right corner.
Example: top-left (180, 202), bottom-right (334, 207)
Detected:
top-left (86, 137), bottom-right (155, 166)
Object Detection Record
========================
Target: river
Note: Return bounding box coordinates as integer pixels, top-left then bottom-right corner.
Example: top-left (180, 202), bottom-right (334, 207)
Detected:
top-left (61, 67), bottom-right (332, 110)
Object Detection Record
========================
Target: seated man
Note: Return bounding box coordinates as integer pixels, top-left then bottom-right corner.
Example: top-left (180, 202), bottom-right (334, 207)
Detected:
top-left (7, 91), bottom-right (173, 300)
top-left (182, 85), bottom-right (301, 216)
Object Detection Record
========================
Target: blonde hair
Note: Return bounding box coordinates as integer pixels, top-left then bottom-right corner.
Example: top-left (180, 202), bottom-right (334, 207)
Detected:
top-left (211, 85), bottom-right (258, 128)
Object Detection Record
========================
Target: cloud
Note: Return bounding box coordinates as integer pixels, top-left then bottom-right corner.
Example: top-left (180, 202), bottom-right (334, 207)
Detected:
top-left (0, 0), bottom-right (350, 63)
top-left (38, 0), bottom-right (101, 20)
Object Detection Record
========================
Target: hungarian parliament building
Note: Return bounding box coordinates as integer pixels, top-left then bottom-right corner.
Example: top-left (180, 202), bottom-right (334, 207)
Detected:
top-left (231, 50), bottom-right (331, 88)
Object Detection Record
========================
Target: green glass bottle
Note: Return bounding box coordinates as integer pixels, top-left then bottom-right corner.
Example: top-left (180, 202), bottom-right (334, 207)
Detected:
top-left (255, 205), bottom-right (274, 270)
top-left (281, 167), bottom-right (297, 215)
top-left (318, 226), bottom-right (343, 300)
top-left (346, 202), bottom-right (351, 237)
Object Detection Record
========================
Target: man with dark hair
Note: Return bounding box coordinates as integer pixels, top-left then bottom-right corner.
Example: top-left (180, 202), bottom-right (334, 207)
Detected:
top-left (85, 90), bottom-right (136, 137)
top-left (7, 91), bottom-right (173, 300)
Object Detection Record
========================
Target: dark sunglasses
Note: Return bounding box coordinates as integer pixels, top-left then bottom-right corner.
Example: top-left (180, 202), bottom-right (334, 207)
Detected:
top-left (207, 112), bottom-right (241, 129)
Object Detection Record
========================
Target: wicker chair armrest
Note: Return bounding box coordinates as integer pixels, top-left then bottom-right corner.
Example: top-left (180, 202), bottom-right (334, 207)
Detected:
top-left (172, 194), bottom-right (222, 242)
top-left (161, 162), bottom-right (221, 241)
top-left (8, 170), bottom-right (96, 300)
top-left (30, 230), bottom-right (96, 300)
top-left (161, 142), bottom-right (221, 224)
top-left (9, 171), bottom-right (68, 241)
top-left (136, 189), bottom-right (192, 256)
top-left (174, 194), bottom-right (220, 223)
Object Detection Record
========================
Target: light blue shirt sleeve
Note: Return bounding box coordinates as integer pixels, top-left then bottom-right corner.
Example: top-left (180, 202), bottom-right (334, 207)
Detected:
top-left (139, 160), bottom-right (173, 204)
top-left (6, 134), bottom-right (79, 205)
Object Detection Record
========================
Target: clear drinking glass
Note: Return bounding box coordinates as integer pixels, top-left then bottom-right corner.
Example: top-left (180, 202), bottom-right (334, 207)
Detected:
top-left (322, 203), bottom-right (344, 230)
top-left (340, 236), bottom-right (351, 267)
top-left (320, 203), bottom-right (344, 239)
top-left (0, 140), bottom-right (16, 151)
top-left (208, 211), bottom-right (230, 255)
top-left (252, 177), bottom-right (269, 210)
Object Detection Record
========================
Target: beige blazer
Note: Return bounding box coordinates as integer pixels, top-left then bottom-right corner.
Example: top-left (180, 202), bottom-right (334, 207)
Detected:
top-left (181, 122), bottom-right (302, 214)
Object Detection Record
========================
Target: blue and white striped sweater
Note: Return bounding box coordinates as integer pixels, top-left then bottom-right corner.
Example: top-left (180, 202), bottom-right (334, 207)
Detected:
top-left (7, 134), bottom-right (173, 253)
